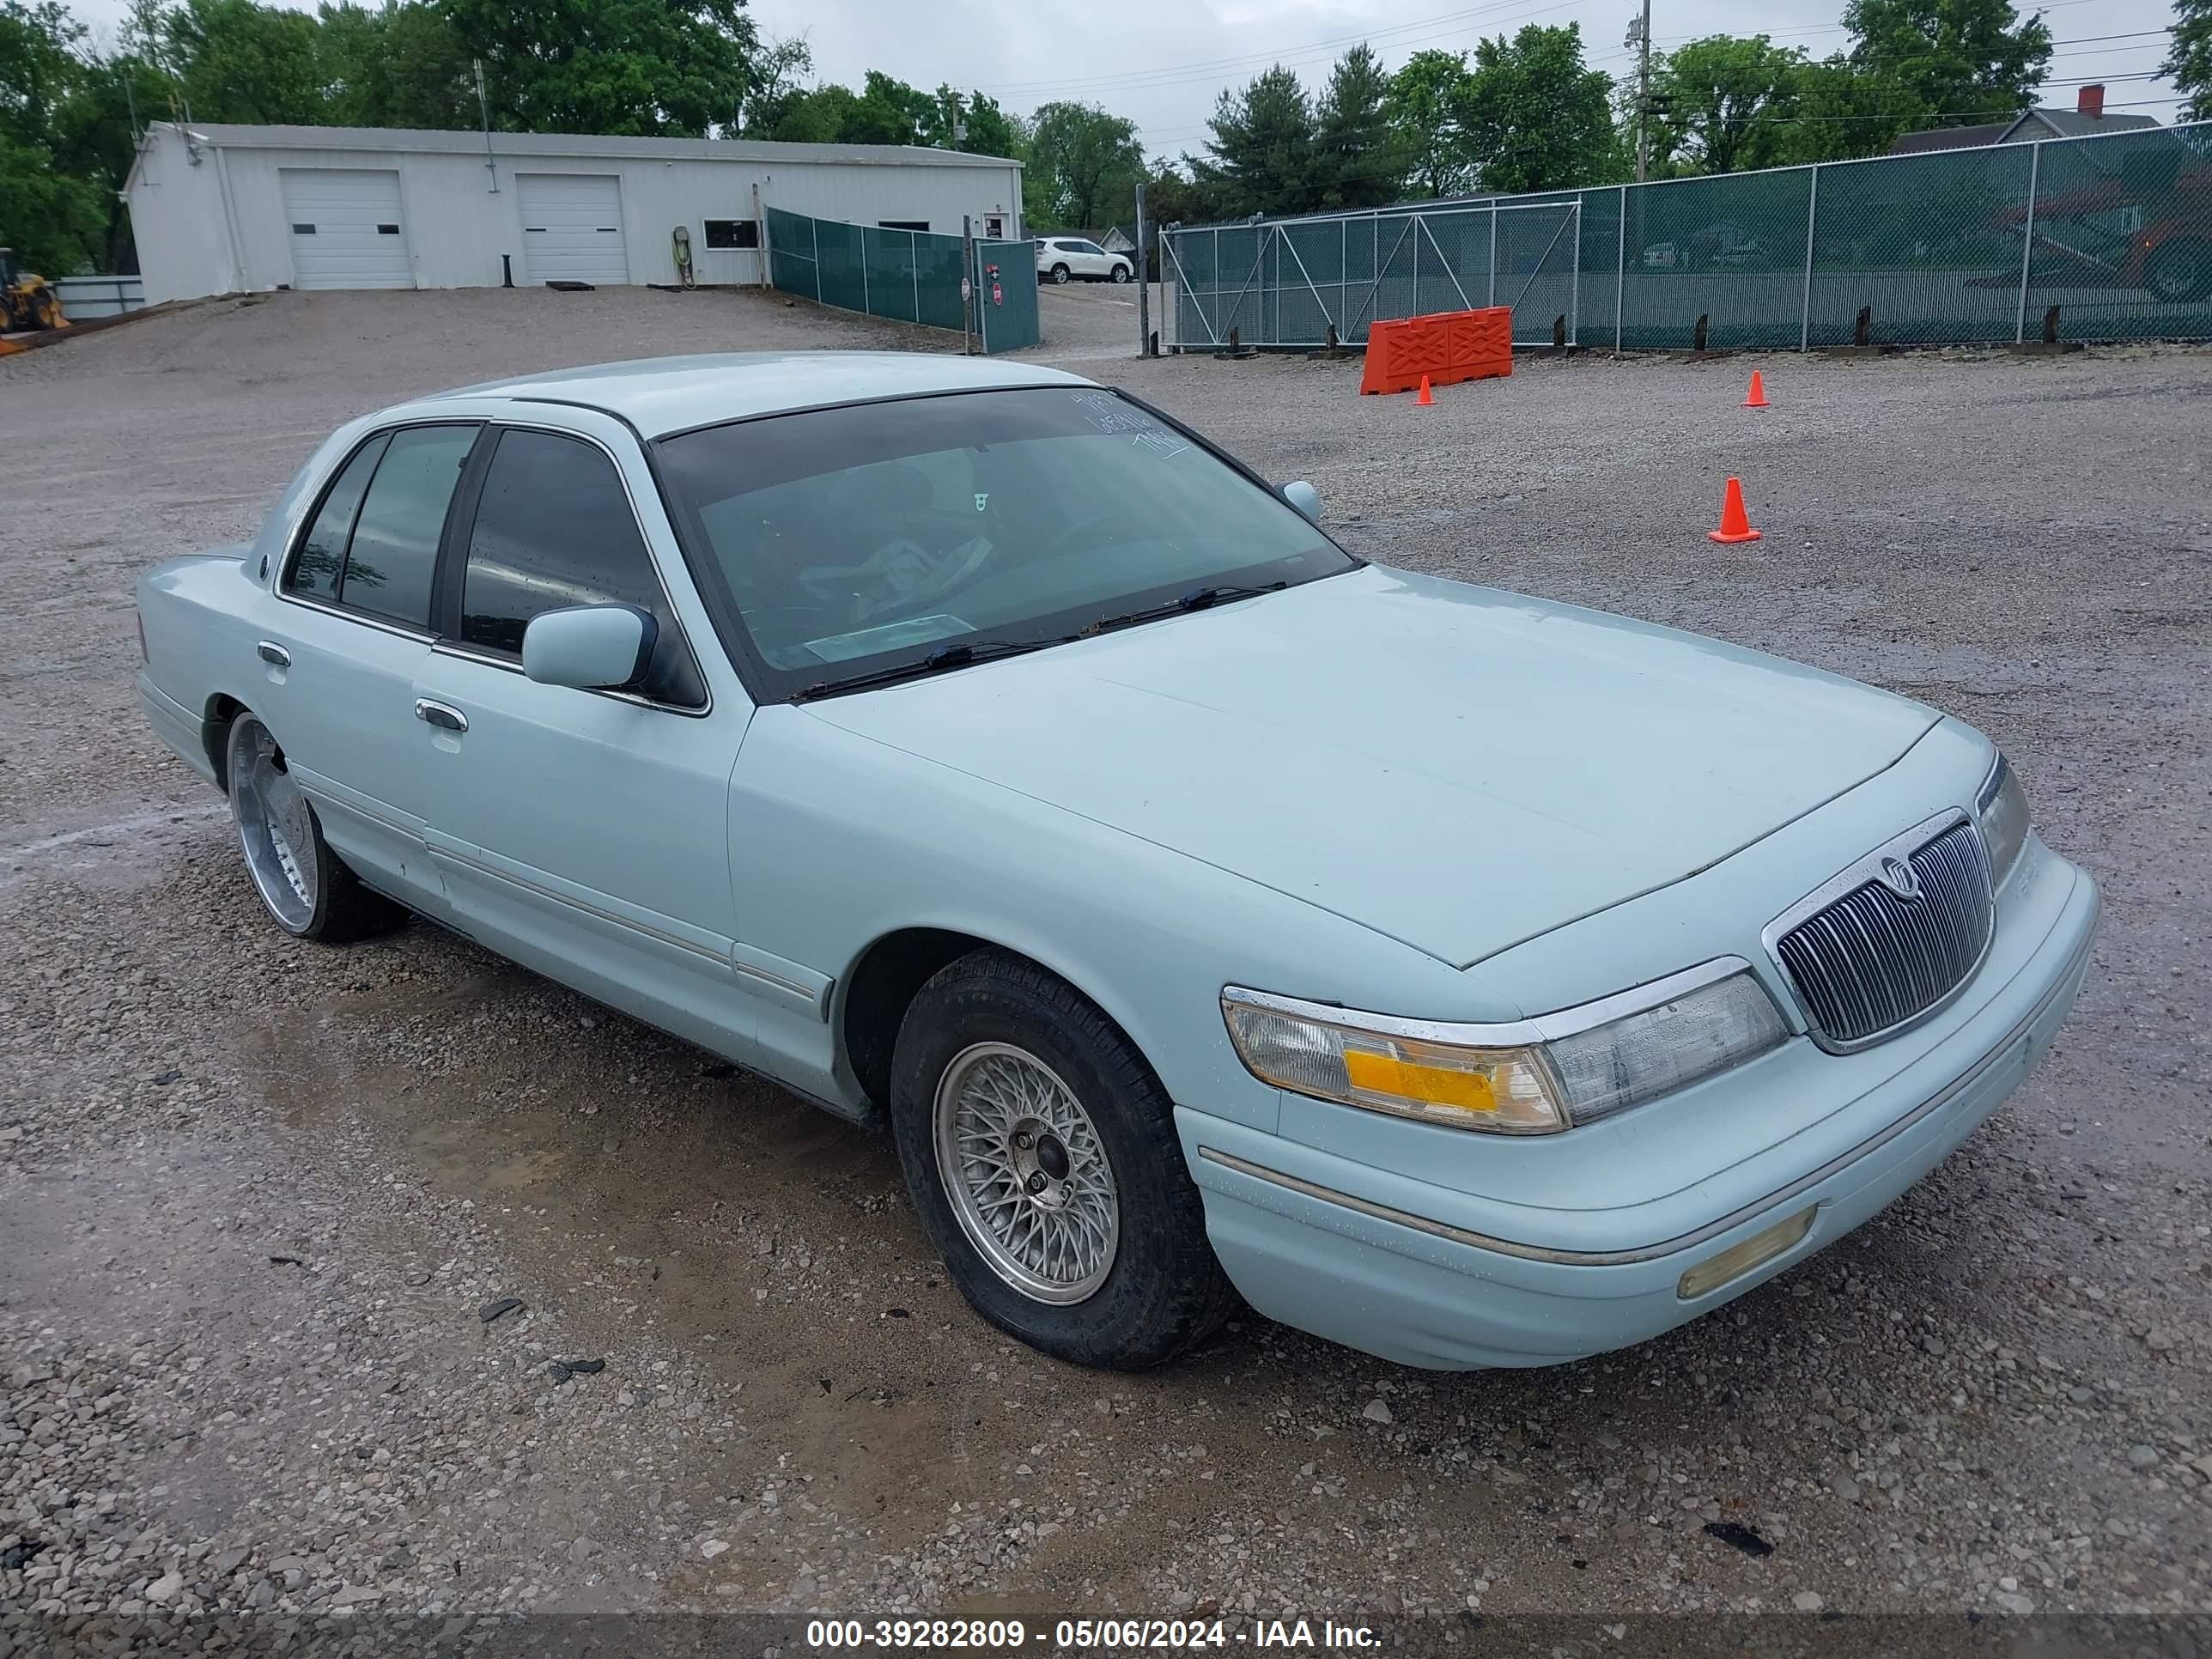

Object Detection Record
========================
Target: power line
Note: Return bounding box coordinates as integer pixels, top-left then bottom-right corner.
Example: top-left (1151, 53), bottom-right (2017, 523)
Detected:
top-left (1133, 29), bottom-right (2185, 149)
top-left (1003, 0), bottom-right (2165, 104)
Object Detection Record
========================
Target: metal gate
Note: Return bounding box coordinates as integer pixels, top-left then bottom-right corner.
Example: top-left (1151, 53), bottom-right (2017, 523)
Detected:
top-left (1164, 199), bottom-right (1581, 350)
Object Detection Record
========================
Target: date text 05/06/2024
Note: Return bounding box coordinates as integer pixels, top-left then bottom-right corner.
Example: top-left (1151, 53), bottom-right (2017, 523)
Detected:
top-left (805, 1617), bottom-right (1380, 1650)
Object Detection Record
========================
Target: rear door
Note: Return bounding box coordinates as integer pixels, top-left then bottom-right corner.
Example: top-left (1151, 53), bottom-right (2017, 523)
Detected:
top-left (281, 168), bottom-right (412, 289)
top-left (411, 418), bottom-right (755, 1056)
top-left (516, 174), bottom-right (629, 284)
top-left (262, 421), bottom-right (481, 910)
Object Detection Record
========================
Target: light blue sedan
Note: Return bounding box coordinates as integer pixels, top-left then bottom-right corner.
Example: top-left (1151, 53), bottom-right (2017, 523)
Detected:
top-left (135, 353), bottom-right (2099, 1371)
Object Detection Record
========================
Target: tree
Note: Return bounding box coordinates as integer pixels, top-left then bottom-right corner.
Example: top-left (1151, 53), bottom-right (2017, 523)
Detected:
top-left (846, 69), bottom-right (932, 144)
top-left (439, 0), bottom-right (765, 137)
top-left (0, 0), bottom-right (111, 271)
top-left (929, 87), bottom-right (1019, 156)
top-left (1386, 49), bottom-right (1474, 198)
top-left (750, 70), bottom-right (957, 147)
top-left (1459, 23), bottom-right (1614, 192)
top-left (1203, 64), bottom-right (1316, 216)
top-left (2165, 0), bottom-right (2212, 121)
top-left (1842, 0), bottom-right (2052, 136)
top-left (47, 46), bottom-right (172, 270)
top-left (1027, 100), bottom-right (1142, 229)
top-left (1, 0), bottom-right (79, 144)
top-left (155, 0), bottom-right (323, 125)
top-left (318, 2), bottom-right (474, 131)
top-left (1312, 44), bottom-right (1399, 208)
top-left (1772, 52), bottom-right (1918, 161)
top-left (1650, 35), bottom-right (1808, 174)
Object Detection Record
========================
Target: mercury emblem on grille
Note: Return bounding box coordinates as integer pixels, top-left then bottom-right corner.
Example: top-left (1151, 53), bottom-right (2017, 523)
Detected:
top-left (1878, 856), bottom-right (1923, 902)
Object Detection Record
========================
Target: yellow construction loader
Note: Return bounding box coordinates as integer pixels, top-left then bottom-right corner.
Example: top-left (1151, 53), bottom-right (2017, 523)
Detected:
top-left (0, 248), bottom-right (70, 343)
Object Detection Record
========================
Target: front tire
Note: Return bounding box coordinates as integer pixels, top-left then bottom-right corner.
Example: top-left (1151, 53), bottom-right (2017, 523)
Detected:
top-left (890, 949), bottom-right (1236, 1370)
top-left (1109, 263), bottom-right (1132, 283)
top-left (225, 714), bottom-right (403, 943)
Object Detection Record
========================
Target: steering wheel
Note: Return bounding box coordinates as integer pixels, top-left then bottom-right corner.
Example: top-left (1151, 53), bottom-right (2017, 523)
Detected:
top-left (800, 533), bottom-right (1000, 623)
top-left (1033, 513), bottom-right (1123, 565)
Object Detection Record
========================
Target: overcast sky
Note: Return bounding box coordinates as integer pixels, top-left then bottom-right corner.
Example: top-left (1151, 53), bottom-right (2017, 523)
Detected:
top-left (69, 0), bottom-right (2191, 160)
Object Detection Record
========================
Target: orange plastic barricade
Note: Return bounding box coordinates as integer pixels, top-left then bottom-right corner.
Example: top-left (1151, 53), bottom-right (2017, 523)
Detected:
top-left (1359, 306), bottom-right (1513, 396)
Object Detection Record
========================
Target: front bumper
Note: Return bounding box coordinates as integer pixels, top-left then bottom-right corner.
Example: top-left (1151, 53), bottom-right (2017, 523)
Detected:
top-left (1179, 851), bottom-right (2099, 1370)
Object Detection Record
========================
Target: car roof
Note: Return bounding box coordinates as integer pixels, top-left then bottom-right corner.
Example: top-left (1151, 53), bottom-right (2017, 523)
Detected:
top-left (430, 352), bottom-right (1097, 439)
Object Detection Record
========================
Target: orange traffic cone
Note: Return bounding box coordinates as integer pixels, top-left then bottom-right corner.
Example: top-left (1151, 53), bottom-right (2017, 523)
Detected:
top-left (1415, 374), bottom-right (1434, 405)
top-left (1743, 370), bottom-right (1768, 408)
top-left (1708, 477), bottom-right (1762, 544)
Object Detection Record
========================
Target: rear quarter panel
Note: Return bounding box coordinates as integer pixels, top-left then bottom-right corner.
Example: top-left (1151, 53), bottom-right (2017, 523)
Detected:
top-left (137, 548), bottom-right (272, 781)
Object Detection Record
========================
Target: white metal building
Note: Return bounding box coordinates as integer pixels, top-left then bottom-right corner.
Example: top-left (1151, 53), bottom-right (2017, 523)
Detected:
top-left (125, 122), bottom-right (1024, 303)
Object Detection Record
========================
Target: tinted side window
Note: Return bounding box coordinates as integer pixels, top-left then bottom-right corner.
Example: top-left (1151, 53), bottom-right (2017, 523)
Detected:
top-left (288, 434), bottom-right (389, 599)
top-left (339, 426), bottom-right (477, 629)
top-left (460, 428), bottom-right (704, 708)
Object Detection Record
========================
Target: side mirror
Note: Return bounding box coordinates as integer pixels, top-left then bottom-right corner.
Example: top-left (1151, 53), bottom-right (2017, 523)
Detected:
top-left (1282, 479), bottom-right (1322, 524)
top-left (521, 604), bottom-right (656, 692)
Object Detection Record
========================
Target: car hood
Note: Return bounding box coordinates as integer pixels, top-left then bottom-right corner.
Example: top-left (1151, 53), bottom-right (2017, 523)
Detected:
top-left (799, 565), bottom-right (1938, 972)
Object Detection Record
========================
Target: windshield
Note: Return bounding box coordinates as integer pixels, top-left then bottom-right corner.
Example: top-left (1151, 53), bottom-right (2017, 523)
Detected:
top-left (654, 386), bottom-right (1356, 698)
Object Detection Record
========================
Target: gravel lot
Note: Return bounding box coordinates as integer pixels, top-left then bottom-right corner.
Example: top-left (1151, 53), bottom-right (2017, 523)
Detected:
top-left (2, 285), bottom-right (2208, 1648)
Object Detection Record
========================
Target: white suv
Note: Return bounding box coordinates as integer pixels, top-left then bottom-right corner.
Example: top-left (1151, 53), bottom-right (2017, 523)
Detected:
top-left (1035, 237), bottom-right (1133, 284)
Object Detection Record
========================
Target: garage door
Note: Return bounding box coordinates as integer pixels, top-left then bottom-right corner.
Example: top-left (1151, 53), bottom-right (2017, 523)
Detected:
top-left (280, 168), bottom-right (412, 290)
top-left (517, 174), bottom-right (629, 284)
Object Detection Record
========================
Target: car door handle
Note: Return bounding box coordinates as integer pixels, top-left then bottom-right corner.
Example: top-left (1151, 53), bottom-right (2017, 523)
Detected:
top-left (255, 641), bottom-right (290, 667)
top-left (414, 699), bottom-right (468, 733)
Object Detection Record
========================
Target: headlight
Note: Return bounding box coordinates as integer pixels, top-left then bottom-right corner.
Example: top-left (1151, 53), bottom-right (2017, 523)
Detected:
top-left (1221, 963), bottom-right (1789, 1134)
top-left (1977, 752), bottom-right (2032, 886)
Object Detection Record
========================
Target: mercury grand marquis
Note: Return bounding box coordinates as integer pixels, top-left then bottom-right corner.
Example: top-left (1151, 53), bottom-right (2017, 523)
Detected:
top-left (134, 352), bottom-right (2100, 1371)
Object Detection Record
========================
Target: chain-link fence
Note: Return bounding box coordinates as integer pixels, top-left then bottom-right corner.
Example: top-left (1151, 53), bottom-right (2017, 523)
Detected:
top-left (766, 207), bottom-right (1040, 353)
top-left (1164, 119), bottom-right (2212, 352)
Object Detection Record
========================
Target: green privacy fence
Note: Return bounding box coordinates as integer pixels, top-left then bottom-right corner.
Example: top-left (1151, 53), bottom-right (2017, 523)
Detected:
top-left (1164, 120), bottom-right (2212, 352)
top-left (766, 207), bottom-right (1040, 353)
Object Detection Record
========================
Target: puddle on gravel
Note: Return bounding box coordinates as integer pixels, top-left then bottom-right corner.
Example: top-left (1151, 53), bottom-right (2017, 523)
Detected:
top-left (218, 966), bottom-right (1200, 1587)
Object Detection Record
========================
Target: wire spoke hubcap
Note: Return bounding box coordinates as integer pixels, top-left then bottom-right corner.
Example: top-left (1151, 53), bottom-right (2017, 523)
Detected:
top-left (934, 1042), bottom-right (1120, 1305)
top-left (230, 722), bottom-right (317, 930)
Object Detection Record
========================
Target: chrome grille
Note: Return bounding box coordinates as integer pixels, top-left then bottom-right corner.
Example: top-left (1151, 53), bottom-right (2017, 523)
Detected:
top-left (1774, 820), bottom-right (1993, 1050)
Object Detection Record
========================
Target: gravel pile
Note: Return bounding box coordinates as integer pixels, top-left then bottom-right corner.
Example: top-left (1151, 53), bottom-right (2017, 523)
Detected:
top-left (1, 293), bottom-right (2206, 1638)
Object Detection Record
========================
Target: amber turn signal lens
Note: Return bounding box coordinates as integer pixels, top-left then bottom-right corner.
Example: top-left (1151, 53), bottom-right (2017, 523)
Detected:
top-left (1677, 1206), bottom-right (1817, 1300)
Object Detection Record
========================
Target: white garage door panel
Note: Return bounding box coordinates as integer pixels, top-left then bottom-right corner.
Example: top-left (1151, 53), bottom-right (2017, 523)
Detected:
top-left (281, 169), bottom-right (412, 290)
top-left (518, 174), bottom-right (629, 284)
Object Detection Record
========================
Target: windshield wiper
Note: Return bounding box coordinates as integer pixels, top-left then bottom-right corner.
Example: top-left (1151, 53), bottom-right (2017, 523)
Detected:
top-left (1080, 580), bottom-right (1287, 638)
top-left (793, 637), bottom-right (1068, 702)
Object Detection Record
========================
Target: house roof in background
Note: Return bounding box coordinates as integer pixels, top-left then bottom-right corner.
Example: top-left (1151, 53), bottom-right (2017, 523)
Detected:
top-left (2021, 108), bottom-right (2159, 140)
top-left (1888, 107), bottom-right (2160, 155)
top-left (1889, 122), bottom-right (2014, 155)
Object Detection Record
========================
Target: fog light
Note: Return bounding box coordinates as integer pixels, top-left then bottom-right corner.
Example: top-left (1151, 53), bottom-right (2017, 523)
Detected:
top-left (1677, 1206), bottom-right (1817, 1300)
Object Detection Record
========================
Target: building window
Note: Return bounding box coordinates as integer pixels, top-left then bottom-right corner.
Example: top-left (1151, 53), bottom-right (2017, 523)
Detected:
top-left (985, 216), bottom-right (1004, 239)
top-left (878, 220), bottom-right (930, 233)
top-left (702, 219), bottom-right (758, 250)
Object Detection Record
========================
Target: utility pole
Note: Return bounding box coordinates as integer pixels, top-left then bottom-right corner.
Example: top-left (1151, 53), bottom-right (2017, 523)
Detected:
top-left (1626, 1), bottom-right (1653, 182)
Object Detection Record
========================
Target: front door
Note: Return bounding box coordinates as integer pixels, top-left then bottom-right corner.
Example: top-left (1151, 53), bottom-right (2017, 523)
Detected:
top-left (410, 422), bottom-right (752, 1057)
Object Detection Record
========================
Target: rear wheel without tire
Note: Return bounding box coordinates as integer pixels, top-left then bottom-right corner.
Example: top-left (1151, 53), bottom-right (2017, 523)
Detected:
top-left (890, 949), bottom-right (1236, 1369)
top-left (225, 714), bottom-right (404, 943)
